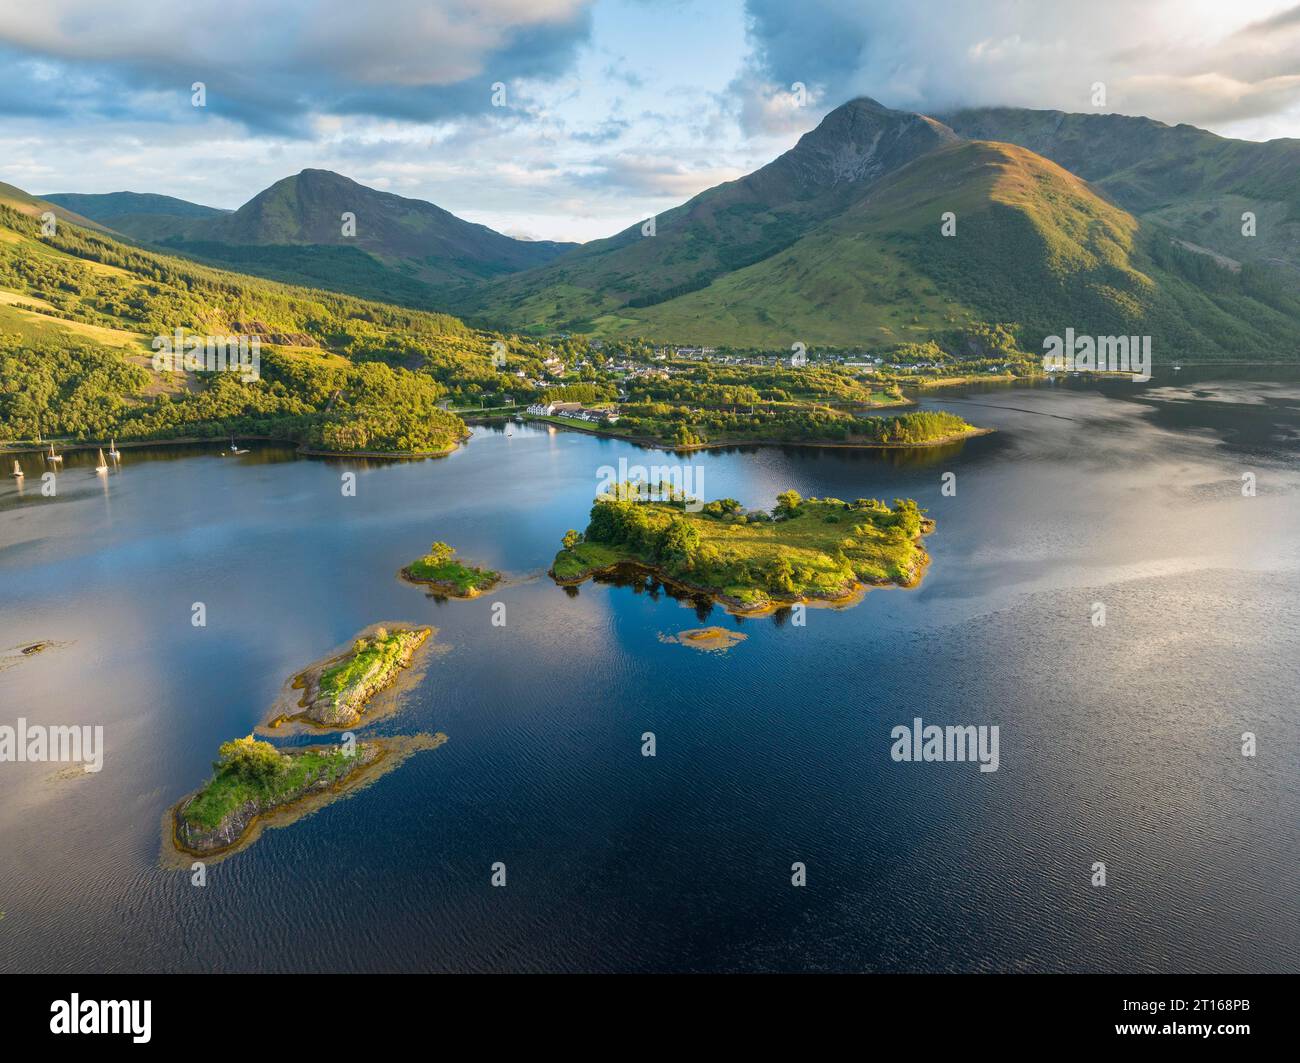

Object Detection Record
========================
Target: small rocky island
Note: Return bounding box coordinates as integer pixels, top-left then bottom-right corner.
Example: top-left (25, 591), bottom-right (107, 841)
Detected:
top-left (664, 627), bottom-right (748, 652)
top-left (401, 541), bottom-right (500, 598)
top-left (552, 489), bottom-right (934, 614)
top-left (280, 625), bottom-right (431, 728)
top-left (171, 732), bottom-right (447, 858)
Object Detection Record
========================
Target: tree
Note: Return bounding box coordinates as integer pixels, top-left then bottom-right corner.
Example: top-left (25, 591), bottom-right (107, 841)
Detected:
top-left (215, 735), bottom-right (286, 781)
top-left (562, 529), bottom-right (584, 551)
top-left (656, 516), bottom-right (701, 565)
top-left (425, 541), bottom-right (455, 565)
top-left (775, 490), bottom-right (803, 518)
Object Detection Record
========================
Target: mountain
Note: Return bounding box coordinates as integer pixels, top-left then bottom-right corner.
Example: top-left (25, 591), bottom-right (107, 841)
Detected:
top-left (41, 191), bottom-right (228, 243)
top-left (452, 97), bottom-right (958, 329)
top-left (0, 177), bottom-right (512, 455)
top-left (0, 182), bottom-right (110, 232)
top-left (941, 107), bottom-right (1300, 276)
top-left (608, 139), bottom-right (1300, 352)
top-left (454, 98), bottom-right (1300, 356)
top-left (45, 170), bottom-right (578, 307)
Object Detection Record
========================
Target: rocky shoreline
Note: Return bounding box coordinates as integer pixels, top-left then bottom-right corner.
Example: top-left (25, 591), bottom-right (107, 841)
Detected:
top-left (281, 626), bottom-right (431, 728)
top-left (173, 743), bottom-right (384, 856)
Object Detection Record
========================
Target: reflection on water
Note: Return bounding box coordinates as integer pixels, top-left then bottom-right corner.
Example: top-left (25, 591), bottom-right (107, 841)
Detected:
top-left (0, 372), bottom-right (1297, 973)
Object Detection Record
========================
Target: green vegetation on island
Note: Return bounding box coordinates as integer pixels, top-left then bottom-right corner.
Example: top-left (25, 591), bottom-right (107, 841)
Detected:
top-left (552, 488), bottom-right (934, 612)
top-left (171, 731), bottom-right (449, 858)
top-left (289, 626), bottom-right (431, 728)
top-left (176, 735), bottom-right (374, 853)
top-left (402, 541), bottom-right (500, 597)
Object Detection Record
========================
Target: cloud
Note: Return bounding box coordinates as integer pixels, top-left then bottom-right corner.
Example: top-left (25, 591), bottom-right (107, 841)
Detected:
top-left (0, 0), bottom-right (597, 133)
top-left (737, 0), bottom-right (1300, 133)
top-left (578, 153), bottom-right (745, 197)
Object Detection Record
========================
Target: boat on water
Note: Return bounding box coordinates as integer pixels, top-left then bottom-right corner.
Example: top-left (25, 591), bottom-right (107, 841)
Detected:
top-left (12, 460), bottom-right (22, 479)
top-left (47, 443), bottom-right (63, 463)
top-left (108, 439), bottom-right (121, 460)
top-left (95, 448), bottom-right (109, 474)
top-left (228, 437), bottom-right (249, 455)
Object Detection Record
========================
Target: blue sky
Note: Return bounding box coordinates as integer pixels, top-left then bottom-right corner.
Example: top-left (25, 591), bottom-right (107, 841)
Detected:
top-left (2, 0), bottom-right (1299, 242)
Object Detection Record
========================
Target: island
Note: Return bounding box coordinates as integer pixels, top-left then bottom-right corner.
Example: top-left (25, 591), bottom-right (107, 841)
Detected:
top-left (170, 732), bottom-right (447, 859)
top-left (529, 406), bottom-right (987, 450)
top-left (401, 541), bottom-right (500, 597)
top-left (274, 625), bottom-right (432, 729)
top-left (552, 489), bottom-right (934, 614)
top-left (662, 627), bottom-right (748, 652)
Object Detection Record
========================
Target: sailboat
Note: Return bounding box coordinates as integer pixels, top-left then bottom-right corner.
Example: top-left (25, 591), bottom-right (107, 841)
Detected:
top-left (229, 437), bottom-right (249, 455)
top-left (95, 448), bottom-right (109, 474)
top-left (108, 438), bottom-right (121, 460)
top-left (47, 442), bottom-right (62, 464)
top-left (11, 460), bottom-right (22, 479)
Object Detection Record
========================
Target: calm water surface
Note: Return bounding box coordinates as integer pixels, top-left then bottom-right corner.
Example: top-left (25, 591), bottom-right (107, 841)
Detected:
top-left (1, 371), bottom-right (1297, 972)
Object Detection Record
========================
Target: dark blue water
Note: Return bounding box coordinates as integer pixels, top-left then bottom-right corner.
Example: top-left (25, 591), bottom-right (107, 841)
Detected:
top-left (2, 374), bottom-right (1297, 972)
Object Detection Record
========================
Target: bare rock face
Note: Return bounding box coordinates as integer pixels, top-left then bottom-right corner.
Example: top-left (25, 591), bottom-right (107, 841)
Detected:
top-left (771, 98), bottom-right (960, 192)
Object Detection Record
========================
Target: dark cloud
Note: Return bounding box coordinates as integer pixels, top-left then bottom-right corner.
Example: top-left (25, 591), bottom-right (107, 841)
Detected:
top-left (0, 1), bottom-right (596, 134)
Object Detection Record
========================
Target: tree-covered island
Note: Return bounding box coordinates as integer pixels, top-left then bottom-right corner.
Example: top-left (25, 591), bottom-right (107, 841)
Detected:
top-left (401, 542), bottom-right (500, 597)
top-left (551, 488), bottom-right (934, 613)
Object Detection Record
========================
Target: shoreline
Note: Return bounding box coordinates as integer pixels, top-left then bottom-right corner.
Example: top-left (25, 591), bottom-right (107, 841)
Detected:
top-left (1, 434), bottom-right (468, 460)
top-left (524, 417), bottom-right (993, 452)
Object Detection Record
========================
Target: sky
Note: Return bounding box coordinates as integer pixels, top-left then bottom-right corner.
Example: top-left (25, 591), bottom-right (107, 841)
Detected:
top-left (1, 0), bottom-right (1298, 243)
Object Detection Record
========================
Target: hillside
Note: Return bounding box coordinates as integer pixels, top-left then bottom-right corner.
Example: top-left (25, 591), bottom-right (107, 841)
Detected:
top-left (0, 182), bottom-right (110, 232)
top-left (0, 185), bottom-right (530, 453)
top-left (42, 190), bottom-right (229, 244)
top-left (451, 98), bottom-right (958, 329)
top-left (44, 171), bottom-right (578, 306)
top-left (942, 106), bottom-right (1300, 276)
top-left (602, 140), bottom-right (1300, 355)
top-left (456, 99), bottom-right (1300, 357)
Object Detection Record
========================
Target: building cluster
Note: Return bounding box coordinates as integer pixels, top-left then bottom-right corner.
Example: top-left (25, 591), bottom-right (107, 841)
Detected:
top-left (525, 401), bottom-right (621, 425)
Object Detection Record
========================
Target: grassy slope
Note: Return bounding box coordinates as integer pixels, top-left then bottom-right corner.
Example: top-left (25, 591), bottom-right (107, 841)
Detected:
top-left (158, 170), bottom-right (577, 296)
top-left (581, 142), bottom-right (1300, 355)
top-left (0, 188), bottom-right (499, 449)
top-left (0, 182), bottom-right (112, 232)
top-left (942, 107), bottom-right (1300, 275)
top-left (452, 99), bottom-right (958, 331)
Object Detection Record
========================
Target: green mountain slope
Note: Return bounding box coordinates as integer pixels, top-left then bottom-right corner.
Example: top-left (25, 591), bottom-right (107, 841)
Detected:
top-left (44, 171), bottom-right (579, 307)
top-left (458, 99), bottom-right (1300, 357)
top-left (41, 190), bottom-right (229, 244)
top-left (451, 98), bottom-right (958, 329)
top-left (0, 182), bottom-right (111, 232)
top-left (0, 184), bottom-right (532, 453)
top-left (580, 141), bottom-right (1300, 355)
top-left (942, 107), bottom-right (1300, 275)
